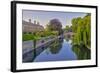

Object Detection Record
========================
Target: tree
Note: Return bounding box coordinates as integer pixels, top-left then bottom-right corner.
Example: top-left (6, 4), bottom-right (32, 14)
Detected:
top-left (48, 19), bottom-right (62, 31)
top-left (71, 14), bottom-right (91, 49)
top-left (65, 25), bottom-right (69, 32)
top-left (72, 17), bottom-right (81, 33)
top-left (65, 25), bottom-right (72, 32)
top-left (47, 19), bottom-right (63, 35)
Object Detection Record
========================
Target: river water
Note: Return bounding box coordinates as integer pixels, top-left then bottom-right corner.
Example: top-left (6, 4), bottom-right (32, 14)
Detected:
top-left (23, 38), bottom-right (91, 63)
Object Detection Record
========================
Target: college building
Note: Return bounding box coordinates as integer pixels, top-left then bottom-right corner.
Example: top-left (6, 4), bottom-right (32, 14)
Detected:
top-left (22, 19), bottom-right (44, 34)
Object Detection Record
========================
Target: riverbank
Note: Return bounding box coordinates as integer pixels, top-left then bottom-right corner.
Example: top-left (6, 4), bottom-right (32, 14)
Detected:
top-left (23, 35), bottom-right (63, 54)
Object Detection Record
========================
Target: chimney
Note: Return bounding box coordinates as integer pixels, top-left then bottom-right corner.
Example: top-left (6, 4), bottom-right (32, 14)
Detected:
top-left (37, 22), bottom-right (40, 25)
top-left (34, 20), bottom-right (36, 24)
top-left (29, 19), bottom-right (31, 23)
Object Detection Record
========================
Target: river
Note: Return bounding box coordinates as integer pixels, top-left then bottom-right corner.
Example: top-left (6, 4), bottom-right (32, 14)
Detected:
top-left (23, 38), bottom-right (91, 63)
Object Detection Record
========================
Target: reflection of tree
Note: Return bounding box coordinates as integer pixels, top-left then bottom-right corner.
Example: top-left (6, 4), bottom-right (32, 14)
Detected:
top-left (72, 44), bottom-right (91, 60)
top-left (49, 39), bottom-right (63, 54)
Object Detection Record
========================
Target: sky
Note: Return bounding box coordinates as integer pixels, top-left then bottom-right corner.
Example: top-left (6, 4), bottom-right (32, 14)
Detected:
top-left (22, 10), bottom-right (87, 28)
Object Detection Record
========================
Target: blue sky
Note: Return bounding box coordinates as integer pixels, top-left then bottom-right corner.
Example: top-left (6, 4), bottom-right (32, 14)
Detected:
top-left (22, 10), bottom-right (87, 28)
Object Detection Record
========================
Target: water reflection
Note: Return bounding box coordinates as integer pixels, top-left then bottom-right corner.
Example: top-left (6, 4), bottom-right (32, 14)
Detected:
top-left (23, 39), bottom-right (63, 62)
top-left (72, 44), bottom-right (91, 60)
top-left (23, 37), bottom-right (91, 63)
top-left (65, 36), bottom-right (91, 60)
top-left (49, 39), bottom-right (63, 54)
top-left (23, 38), bottom-right (77, 62)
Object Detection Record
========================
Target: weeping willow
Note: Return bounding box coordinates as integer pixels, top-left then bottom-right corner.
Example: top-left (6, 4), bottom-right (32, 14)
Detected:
top-left (72, 14), bottom-right (91, 49)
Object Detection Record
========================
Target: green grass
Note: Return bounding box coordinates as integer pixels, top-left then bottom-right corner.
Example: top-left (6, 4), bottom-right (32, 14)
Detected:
top-left (23, 34), bottom-right (41, 41)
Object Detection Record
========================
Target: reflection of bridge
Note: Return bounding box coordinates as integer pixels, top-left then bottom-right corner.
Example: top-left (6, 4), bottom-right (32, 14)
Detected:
top-left (22, 35), bottom-right (63, 62)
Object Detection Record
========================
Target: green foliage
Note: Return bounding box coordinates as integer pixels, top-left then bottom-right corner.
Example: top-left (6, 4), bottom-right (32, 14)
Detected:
top-left (65, 26), bottom-right (69, 31)
top-left (23, 34), bottom-right (41, 41)
top-left (72, 14), bottom-right (91, 49)
top-left (23, 34), bottom-right (33, 41)
top-left (47, 19), bottom-right (63, 35)
top-left (72, 17), bottom-right (81, 33)
top-left (35, 31), bottom-right (45, 37)
top-left (48, 19), bottom-right (62, 31)
top-left (23, 30), bottom-right (58, 41)
top-left (72, 45), bottom-right (91, 60)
